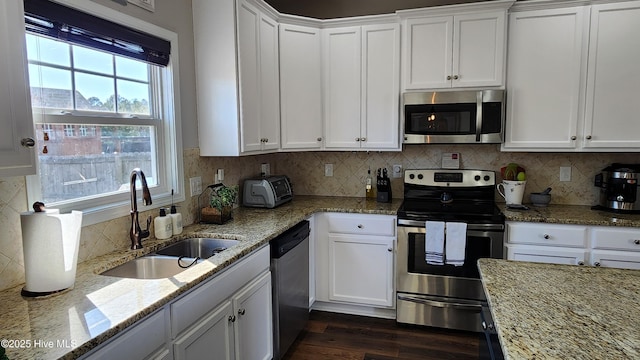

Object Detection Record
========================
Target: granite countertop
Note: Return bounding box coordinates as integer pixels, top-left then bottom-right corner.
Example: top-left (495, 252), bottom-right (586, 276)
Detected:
top-left (0, 195), bottom-right (401, 360)
top-left (499, 203), bottom-right (640, 227)
top-left (478, 258), bottom-right (640, 359)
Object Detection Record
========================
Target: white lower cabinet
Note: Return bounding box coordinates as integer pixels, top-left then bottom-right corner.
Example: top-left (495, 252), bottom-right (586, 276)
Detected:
top-left (80, 308), bottom-right (171, 360)
top-left (506, 222), bottom-right (640, 269)
top-left (174, 302), bottom-right (234, 360)
top-left (328, 234), bottom-right (394, 307)
top-left (315, 213), bottom-right (396, 311)
top-left (174, 272), bottom-right (272, 360)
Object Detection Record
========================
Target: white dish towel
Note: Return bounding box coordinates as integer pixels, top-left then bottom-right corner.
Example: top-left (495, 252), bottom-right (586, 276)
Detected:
top-left (425, 221), bottom-right (445, 265)
top-left (445, 222), bottom-right (467, 266)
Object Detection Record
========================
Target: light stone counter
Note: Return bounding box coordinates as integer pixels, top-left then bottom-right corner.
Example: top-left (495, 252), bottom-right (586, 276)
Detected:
top-left (500, 204), bottom-right (640, 227)
top-left (478, 258), bottom-right (640, 359)
top-left (0, 195), bottom-right (401, 360)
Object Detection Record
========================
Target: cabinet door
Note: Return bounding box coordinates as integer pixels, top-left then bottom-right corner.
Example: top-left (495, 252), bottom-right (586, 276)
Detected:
top-left (403, 16), bottom-right (453, 90)
top-left (84, 308), bottom-right (170, 360)
top-left (323, 27), bottom-right (362, 149)
top-left (453, 11), bottom-right (505, 88)
top-left (503, 7), bottom-right (586, 150)
top-left (174, 301), bottom-right (234, 360)
top-left (233, 271), bottom-right (273, 360)
top-left (361, 23), bottom-right (400, 150)
top-left (506, 244), bottom-right (587, 266)
top-left (0, 0), bottom-right (36, 176)
top-left (259, 13), bottom-right (280, 151)
top-left (591, 250), bottom-right (640, 270)
top-left (237, 0), bottom-right (262, 152)
top-left (328, 234), bottom-right (394, 307)
top-left (279, 24), bottom-right (323, 150)
top-left (583, 1), bottom-right (640, 149)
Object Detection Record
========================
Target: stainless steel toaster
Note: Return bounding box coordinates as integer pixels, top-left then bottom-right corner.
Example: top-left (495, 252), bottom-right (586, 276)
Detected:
top-left (242, 175), bottom-right (293, 208)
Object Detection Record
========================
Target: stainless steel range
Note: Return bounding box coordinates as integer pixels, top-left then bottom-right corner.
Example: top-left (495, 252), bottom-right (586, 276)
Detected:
top-left (396, 169), bottom-right (505, 332)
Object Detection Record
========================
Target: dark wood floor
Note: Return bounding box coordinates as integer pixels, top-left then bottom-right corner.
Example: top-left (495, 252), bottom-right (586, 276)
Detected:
top-left (282, 311), bottom-right (480, 360)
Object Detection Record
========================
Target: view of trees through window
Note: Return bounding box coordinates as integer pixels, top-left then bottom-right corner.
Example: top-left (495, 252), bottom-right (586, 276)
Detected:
top-left (26, 33), bottom-right (158, 203)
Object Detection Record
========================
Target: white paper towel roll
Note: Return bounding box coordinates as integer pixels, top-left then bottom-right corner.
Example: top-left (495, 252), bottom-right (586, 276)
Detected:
top-left (20, 209), bottom-right (82, 295)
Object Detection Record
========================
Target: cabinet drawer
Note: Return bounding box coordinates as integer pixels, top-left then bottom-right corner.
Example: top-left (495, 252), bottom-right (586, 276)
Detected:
top-left (506, 244), bottom-right (587, 266)
top-left (326, 213), bottom-right (396, 237)
top-left (507, 222), bottom-right (587, 247)
top-left (591, 226), bottom-right (640, 251)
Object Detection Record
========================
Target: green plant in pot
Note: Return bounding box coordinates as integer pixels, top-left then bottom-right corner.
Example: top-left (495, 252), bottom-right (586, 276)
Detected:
top-left (202, 184), bottom-right (239, 224)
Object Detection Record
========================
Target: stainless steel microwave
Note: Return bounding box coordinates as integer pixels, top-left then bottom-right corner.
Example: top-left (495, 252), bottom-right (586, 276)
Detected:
top-left (402, 90), bottom-right (505, 144)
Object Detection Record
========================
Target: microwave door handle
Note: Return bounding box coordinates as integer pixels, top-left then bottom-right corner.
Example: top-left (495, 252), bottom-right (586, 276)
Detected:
top-left (475, 91), bottom-right (483, 142)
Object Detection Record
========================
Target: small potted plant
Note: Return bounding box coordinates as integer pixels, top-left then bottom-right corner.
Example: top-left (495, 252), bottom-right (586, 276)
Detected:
top-left (200, 184), bottom-right (239, 224)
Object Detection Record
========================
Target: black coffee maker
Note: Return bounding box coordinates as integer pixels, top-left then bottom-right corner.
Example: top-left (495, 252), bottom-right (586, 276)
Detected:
top-left (594, 163), bottom-right (640, 213)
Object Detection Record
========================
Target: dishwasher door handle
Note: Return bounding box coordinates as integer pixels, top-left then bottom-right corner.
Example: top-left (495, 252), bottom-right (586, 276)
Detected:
top-left (397, 294), bottom-right (483, 312)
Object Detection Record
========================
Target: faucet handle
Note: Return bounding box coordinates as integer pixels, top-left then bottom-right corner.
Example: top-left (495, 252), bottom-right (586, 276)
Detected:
top-left (140, 216), bottom-right (152, 240)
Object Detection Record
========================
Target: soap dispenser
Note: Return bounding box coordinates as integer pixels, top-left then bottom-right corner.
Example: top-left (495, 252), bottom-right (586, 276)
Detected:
top-left (169, 205), bottom-right (183, 235)
top-left (154, 208), bottom-right (173, 240)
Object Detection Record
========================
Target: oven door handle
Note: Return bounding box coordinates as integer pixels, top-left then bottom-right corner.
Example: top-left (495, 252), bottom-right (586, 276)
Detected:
top-left (398, 294), bottom-right (483, 312)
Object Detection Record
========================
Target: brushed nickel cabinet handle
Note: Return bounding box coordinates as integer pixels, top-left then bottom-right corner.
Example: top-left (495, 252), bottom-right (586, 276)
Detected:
top-left (228, 315), bottom-right (236, 322)
top-left (357, 224), bottom-right (363, 229)
top-left (543, 234), bottom-right (550, 239)
top-left (356, 138), bottom-right (361, 142)
top-left (577, 261), bottom-right (584, 265)
top-left (571, 136), bottom-right (577, 140)
top-left (447, 75), bottom-right (452, 80)
top-left (317, 137), bottom-right (322, 141)
top-left (634, 239), bottom-right (640, 245)
top-left (586, 135), bottom-right (592, 140)
top-left (594, 262), bottom-right (601, 267)
top-left (360, 137), bottom-right (366, 142)
top-left (453, 75), bottom-right (459, 80)
top-left (238, 308), bottom-right (245, 315)
top-left (21, 138), bottom-right (35, 148)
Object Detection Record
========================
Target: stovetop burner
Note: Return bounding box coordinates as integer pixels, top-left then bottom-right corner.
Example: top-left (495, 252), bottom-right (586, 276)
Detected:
top-left (398, 169), bottom-right (505, 225)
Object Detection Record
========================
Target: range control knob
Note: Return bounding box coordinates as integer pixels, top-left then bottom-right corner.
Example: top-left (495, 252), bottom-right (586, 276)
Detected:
top-left (474, 175), bottom-right (481, 181)
top-left (409, 174), bottom-right (415, 179)
top-left (484, 175), bottom-right (491, 182)
top-left (417, 174), bottom-right (424, 180)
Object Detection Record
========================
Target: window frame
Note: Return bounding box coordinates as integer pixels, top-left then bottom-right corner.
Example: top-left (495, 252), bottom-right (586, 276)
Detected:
top-left (25, 0), bottom-right (184, 227)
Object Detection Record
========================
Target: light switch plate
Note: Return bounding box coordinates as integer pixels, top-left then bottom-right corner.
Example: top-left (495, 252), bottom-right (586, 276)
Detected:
top-left (392, 164), bottom-right (403, 178)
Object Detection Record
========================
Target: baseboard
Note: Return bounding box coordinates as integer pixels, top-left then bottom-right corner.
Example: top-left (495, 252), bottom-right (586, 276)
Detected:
top-left (310, 301), bottom-right (396, 319)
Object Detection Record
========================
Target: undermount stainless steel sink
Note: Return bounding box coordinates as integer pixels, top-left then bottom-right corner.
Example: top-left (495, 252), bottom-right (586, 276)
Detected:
top-left (155, 238), bottom-right (239, 259)
top-left (100, 255), bottom-right (202, 279)
top-left (100, 238), bottom-right (239, 279)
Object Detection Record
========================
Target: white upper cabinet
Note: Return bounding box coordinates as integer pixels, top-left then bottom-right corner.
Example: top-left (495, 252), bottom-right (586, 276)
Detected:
top-left (502, 6), bottom-right (587, 150)
top-left (279, 24), bottom-right (323, 150)
top-left (583, 1), bottom-right (640, 149)
top-left (0, 0), bottom-right (36, 176)
top-left (323, 22), bottom-right (400, 150)
top-left (401, 4), bottom-right (509, 90)
top-left (193, 0), bottom-right (280, 156)
top-left (504, 0), bottom-right (640, 152)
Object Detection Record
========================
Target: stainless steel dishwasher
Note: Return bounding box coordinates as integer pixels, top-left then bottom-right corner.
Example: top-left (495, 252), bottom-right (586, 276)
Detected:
top-left (270, 220), bottom-right (310, 360)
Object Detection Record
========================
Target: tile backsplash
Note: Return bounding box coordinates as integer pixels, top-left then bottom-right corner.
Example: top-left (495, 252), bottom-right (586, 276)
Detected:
top-left (0, 145), bottom-right (638, 291)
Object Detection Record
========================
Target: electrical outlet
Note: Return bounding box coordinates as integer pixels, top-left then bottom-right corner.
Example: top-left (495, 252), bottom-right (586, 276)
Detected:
top-left (261, 163), bottom-right (270, 177)
top-left (189, 176), bottom-right (202, 197)
top-left (392, 164), bottom-right (403, 178)
top-left (560, 166), bottom-right (572, 182)
top-left (325, 164), bottom-right (333, 177)
top-left (217, 169), bottom-right (224, 182)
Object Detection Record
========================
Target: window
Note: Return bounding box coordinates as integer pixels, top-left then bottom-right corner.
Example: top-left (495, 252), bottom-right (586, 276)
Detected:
top-left (25, 0), bottom-right (183, 226)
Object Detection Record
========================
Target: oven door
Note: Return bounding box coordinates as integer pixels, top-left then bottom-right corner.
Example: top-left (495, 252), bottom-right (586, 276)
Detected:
top-left (396, 222), bottom-right (504, 300)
